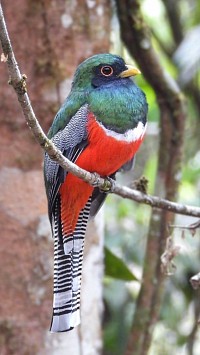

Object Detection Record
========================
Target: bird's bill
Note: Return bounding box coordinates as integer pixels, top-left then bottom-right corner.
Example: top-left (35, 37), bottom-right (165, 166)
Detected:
top-left (119, 65), bottom-right (141, 78)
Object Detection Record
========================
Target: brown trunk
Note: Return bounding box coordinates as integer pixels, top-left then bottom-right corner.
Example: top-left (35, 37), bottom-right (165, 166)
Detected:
top-left (115, 1), bottom-right (186, 354)
top-left (0, 1), bottom-right (111, 353)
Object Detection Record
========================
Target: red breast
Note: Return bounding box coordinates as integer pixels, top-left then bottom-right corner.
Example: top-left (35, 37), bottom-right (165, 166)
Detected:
top-left (60, 112), bottom-right (145, 236)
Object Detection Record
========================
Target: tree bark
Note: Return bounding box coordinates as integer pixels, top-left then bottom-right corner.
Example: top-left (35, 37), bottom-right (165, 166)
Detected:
top-left (0, 1), bottom-right (111, 354)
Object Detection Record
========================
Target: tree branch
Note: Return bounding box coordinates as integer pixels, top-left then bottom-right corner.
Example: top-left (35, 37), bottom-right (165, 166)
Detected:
top-left (161, 0), bottom-right (184, 46)
top-left (161, 0), bottom-right (200, 117)
top-left (114, 1), bottom-right (190, 354)
top-left (1, 3), bottom-right (200, 353)
top-left (0, 2), bottom-right (200, 223)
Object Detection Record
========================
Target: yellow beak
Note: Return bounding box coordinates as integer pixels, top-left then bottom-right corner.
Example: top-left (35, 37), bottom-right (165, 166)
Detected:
top-left (119, 65), bottom-right (141, 78)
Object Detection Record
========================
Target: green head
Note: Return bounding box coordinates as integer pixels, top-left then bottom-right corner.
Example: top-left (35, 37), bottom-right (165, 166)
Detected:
top-left (48, 53), bottom-right (147, 137)
top-left (71, 53), bottom-right (140, 91)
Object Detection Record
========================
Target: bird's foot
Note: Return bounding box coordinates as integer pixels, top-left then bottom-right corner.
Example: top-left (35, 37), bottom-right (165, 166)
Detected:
top-left (91, 172), bottom-right (102, 187)
top-left (99, 177), bottom-right (115, 193)
top-left (91, 174), bottom-right (115, 193)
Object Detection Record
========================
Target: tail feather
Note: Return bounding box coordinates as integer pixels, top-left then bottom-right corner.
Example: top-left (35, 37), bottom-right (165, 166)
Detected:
top-left (50, 197), bottom-right (91, 332)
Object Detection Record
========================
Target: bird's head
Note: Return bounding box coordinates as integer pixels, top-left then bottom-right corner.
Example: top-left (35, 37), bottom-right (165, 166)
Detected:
top-left (48, 53), bottom-right (146, 138)
top-left (71, 53), bottom-right (141, 91)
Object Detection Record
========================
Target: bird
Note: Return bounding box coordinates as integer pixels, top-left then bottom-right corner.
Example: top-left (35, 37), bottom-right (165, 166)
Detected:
top-left (44, 53), bottom-right (148, 332)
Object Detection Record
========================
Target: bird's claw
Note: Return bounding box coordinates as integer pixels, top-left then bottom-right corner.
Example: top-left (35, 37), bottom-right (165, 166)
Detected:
top-left (91, 172), bottom-right (101, 187)
top-left (91, 174), bottom-right (115, 193)
top-left (99, 177), bottom-right (115, 193)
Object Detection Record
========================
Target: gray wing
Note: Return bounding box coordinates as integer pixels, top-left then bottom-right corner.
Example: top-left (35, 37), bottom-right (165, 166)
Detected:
top-left (44, 104), bottom-right (89, 223)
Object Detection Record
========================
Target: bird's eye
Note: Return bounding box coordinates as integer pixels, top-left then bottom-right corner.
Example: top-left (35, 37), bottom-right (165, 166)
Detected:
top-left (101, 65), bottom-right (113, 77)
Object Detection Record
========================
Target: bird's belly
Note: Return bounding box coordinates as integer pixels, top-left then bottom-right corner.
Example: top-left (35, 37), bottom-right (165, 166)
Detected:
top-left (76, 115), bottom-right (145, 176)
top-left (77, 138), bottom-right (140, 176)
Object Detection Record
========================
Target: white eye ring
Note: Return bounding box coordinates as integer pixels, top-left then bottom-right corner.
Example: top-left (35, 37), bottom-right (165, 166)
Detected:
top-left (101, 65), bottom-right (113, 77)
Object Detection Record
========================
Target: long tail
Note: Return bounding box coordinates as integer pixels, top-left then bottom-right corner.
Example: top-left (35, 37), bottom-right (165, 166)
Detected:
top-left (50, 197), bottom-right (91, 332)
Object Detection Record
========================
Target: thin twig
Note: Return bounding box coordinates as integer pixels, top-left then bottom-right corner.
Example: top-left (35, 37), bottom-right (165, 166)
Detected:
top-left (170, 219), bottom-right (200, 231)
top-left (160, 236), bottom-right (181, 275)
top-left (0, 3), bottom-right (200, 222)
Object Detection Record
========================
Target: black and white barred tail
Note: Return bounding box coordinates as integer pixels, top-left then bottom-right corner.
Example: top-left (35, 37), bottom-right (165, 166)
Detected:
top-left (50, 197), bottom-right (91, 332)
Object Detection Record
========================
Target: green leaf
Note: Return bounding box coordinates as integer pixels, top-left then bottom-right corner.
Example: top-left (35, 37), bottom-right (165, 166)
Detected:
top-left (104, 247), bottom-right (138, 281)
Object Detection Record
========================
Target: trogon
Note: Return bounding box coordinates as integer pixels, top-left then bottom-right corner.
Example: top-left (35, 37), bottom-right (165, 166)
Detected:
top-left (44, 53), bottom-right (148, 332)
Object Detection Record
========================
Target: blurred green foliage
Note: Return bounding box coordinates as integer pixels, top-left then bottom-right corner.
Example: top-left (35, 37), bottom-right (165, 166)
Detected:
top-left (104, 247), bottom-right (138, 281)
top-left (104, 0), bottom-right (200, 354)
